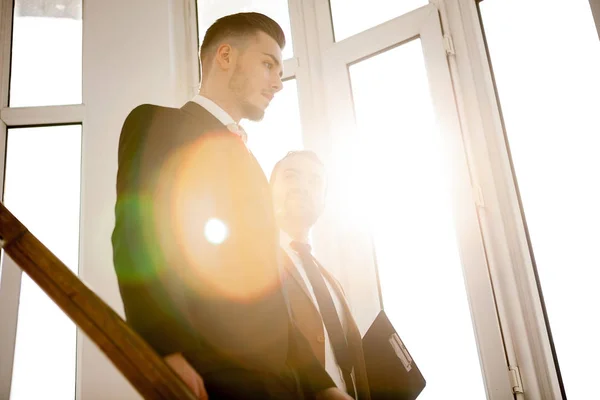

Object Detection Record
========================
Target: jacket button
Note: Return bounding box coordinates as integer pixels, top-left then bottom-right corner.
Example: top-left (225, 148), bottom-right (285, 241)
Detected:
top-left (317, 335), bottom-right (325, 343)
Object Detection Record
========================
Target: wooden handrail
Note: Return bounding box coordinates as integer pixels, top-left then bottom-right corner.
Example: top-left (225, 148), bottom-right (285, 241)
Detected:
top-left (0, 202), bottom-right (196, 400)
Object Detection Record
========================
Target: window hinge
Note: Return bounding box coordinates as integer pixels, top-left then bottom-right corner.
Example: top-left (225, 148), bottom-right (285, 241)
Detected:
top-left (473, 185), bottom-right (485, 208)
top-left (443, 34), bottom-right (455, 56)
top-left (509, 365), bottom-right (524, 395)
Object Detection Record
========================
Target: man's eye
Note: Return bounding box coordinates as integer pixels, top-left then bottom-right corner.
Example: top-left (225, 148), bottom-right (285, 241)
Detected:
top-left (264, 62), bottom-right (273, 69)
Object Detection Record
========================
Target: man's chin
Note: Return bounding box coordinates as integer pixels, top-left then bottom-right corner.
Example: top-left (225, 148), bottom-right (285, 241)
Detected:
top-left (289, 213), bottom-right (317, 228)
top-left (243, 103), bottom-right (266, 122)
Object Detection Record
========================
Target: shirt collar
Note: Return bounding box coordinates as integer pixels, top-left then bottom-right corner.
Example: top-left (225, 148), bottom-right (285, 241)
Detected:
top-left (279, 229), bottom-right (294, 252)
top-left (280, 229), bottom-right (314, 253)
top-left (191, 94), bottom-right (236, 127)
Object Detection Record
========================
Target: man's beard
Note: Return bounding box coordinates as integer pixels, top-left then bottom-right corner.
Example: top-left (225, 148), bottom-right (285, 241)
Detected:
top-left (241, 100), bottom-right (265, 121)
top-left (229, 66), bottom-right (265, 122)
top-left (284, 197), bottom-right (318, 226)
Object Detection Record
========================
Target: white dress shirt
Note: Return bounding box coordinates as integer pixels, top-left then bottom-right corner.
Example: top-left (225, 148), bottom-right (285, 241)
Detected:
top-left (280, 230), bottom-right (350, 392)
top-left (191, 94), bottom-right (247, 144)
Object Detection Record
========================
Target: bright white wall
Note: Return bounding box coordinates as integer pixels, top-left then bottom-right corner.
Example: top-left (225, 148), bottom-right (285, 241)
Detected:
top-left (78, 0), bottom-right (195, 398)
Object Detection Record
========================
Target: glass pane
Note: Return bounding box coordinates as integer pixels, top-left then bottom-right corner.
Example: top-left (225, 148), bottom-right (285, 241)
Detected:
top-left (348, 40), bottom-right (486, 399)
top-left (197, 0), bottom-right (294, 60)
top-left (4, 125), bottom-right (82, 400)
top-left (330, 0), bottom-right (428, 42)
top-left (10, 0), bottom-right (82, 107)
top-left (479, 1), bottom-right (600, 398)
top-left (244, 78), bottom-right (303, 176)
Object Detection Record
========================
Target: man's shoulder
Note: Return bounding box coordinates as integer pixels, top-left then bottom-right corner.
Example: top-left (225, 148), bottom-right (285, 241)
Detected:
top-left (124, 103), bottom-right (180, 122)
top-left (123, 101), bottom-right (221, 130)
top-left (118, 103), bottom-right (188, 142)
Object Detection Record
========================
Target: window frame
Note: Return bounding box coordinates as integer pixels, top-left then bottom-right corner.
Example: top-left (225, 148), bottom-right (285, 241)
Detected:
top-left (313, 2), bottom-right (518, 398)
top-left (0, 0), bottom-right (84, 398)
top-left (437, 0), bottom-right (566, 398)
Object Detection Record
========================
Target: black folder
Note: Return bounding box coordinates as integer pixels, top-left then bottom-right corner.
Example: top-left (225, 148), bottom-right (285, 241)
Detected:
top-left (362, 310), bottom-right (426, 400)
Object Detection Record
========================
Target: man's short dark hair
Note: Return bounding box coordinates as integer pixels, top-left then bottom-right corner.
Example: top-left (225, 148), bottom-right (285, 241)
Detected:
top-left (200, 12), bottom-right (286, 69)
top-left (269, 150), bottom-right (325, 184)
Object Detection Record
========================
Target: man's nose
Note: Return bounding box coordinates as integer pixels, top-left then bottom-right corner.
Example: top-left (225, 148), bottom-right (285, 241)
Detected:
top-left (272, 75), bottom-right (283, 93)
top-left (289, 185), bottom-right (308, 196)
top-left (298, 181), bottom-right (311, 194)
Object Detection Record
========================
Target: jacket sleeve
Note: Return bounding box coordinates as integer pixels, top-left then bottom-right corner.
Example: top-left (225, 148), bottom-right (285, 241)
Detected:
top-left (111, 105), bottom-right (287, 363)
top-left (111, 105), bottom-right (198, 356)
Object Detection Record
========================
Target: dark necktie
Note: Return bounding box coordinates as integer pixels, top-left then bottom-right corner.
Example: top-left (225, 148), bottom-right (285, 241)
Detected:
top-left (290, 241), bottom-right (355, 398)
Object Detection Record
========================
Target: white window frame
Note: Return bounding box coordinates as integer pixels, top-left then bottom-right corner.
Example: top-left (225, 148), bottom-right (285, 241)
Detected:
top-left (435, 0), bottom-right (565, 399)
top-left (0, 0), bottom-right (85, 398)
top-left (310, 1), bottom-right (518, 398)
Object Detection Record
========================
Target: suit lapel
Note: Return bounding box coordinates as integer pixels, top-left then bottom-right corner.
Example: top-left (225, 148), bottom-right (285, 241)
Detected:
top-left (314, 259), bottom-right (352, 324)
top-left (285, 251), bottom-right (372, 399)
top-left (181, 101), bottom-right (253, 158)
top-left (315, 259), bottom-right (372, 400)
top-left (280, 248), bottom-right (327, 365)
top-left (316, 261), bottom-right (363, 349)
top-left (280, 249), bottom-right (318, 310)
top-left (287, 253), bottom-right (357, 343)
top-left (181, 99), bottom-right (266, 192)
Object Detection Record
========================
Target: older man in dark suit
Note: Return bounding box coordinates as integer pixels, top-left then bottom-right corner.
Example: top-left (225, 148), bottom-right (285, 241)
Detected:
top-left (270, 151), bottom-right (371, 400)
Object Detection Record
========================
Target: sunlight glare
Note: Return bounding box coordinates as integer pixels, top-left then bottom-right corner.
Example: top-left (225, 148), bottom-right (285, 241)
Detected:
top-left (204, 218), bottom-right (229, 245)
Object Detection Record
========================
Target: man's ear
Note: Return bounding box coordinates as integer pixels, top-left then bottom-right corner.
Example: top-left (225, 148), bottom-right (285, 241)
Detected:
top-left (215, 43), bottom-right (234, 70)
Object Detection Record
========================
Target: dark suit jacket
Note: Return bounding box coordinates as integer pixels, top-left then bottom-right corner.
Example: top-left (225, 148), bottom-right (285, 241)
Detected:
top-left (281, 250), bottom-right (372, 400)
top-left (112, 101), bottom-right (334, 398)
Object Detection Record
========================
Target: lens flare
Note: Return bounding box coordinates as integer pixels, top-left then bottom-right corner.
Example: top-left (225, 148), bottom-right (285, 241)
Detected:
top-left (152, 132), bottom-right (281, 302)
top-left (204, 218), bottom-right (228, 245)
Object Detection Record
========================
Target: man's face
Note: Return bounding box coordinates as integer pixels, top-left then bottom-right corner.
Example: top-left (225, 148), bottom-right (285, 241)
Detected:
top-left (272, 155), bottom-right (326, 229)
top-left (229, 31), bottom-right (284, 121)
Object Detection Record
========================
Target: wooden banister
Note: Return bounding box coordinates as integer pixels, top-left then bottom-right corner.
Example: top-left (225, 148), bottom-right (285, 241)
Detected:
top-left (0, 202), bottom-right (196, 400)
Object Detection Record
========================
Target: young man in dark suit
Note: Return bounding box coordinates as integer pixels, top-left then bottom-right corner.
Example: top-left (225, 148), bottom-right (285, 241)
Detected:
top-left (112, 13), bottom-right (347, 400)
top-left (271, 151), bottom-right (371, 400)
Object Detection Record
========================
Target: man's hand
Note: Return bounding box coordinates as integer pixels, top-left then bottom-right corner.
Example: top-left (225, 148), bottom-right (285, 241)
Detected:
top-left (164, 353), bottom-right (208, 400)
top-left (316, 387), bottom-right (354, 400)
